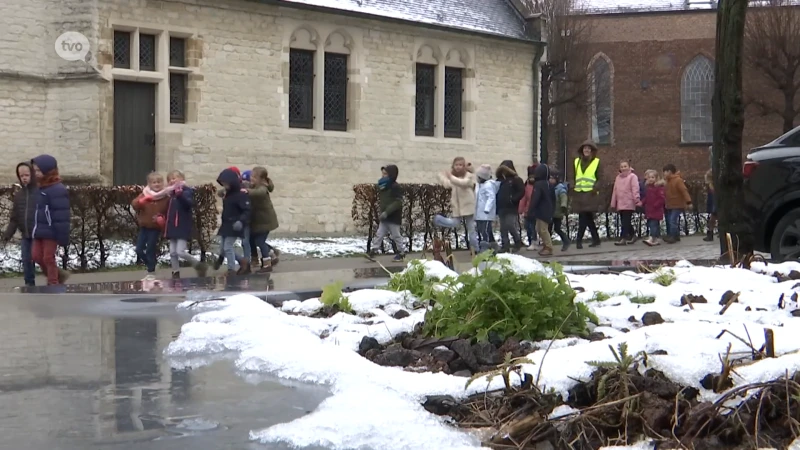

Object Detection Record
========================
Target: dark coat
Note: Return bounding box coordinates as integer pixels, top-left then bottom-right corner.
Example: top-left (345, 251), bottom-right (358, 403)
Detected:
top-left (164, 186), bottom-right (195, 240)
top-left (248, 181), bottom-right (279, 234)
top-left (495, 163), bottom-right (525, 215)
top-left (217, 168), bottom-right (251, 238)
top-left (2, 162), bottom-right (38, 241)
top-left (571, 140), bottom-right (603, 213)
top-left (528, 164), bottom-right (554, 224)
top-left (30, 155), bottom-right (70, 247)
top-left (378, 164), bottom-right (403, 225)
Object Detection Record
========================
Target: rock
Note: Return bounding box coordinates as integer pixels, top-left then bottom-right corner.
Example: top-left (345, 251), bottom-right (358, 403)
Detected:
top-left (791, 309), bottom-right (800, 317)
top-left (790, 270), bottom-right (800, 280)
top-left (487, 331), bottom-right (505, 348)
top-left (628, 315), bottom-right (638, 323)
top-left (448, 358), bottom-right (470, 373)
top-left (640, 391), bottom-right (673, 432)
top-left (394, 331), bottom-right (410, 344)
top-left (700, 373), bottom-right (733, 392)
top-left (586, 331), bottom-right (607, 342)
top-left (719, 290), bottom-right (737, 306)
top-left (450, 339), bottom-right (479, 371)
top-left (364, 348), bottom-right (381, 361)
top-left (358, 336), bottom-right (382, 356)
top-left (641, 311), bottom-right (665, 326)
top-left (567, 382), bottom-right (593, 407)
top-left (373, 345), bottom-right (420, 367)
top-left (745, 306), bottom-right (752, 311)
top-left (620, 328), bottom-right (631, 333)
top-left (453, 370), bottom-right (472, 377)
top-left (392, 309), bottom-right (410, 319)
top-left (497, 336), bottom-right (520, 357)
top-left (680, 294), bottom-right (708, 305)
top-left (472, 342), bottom-right (502, 365)
top-left (422, 395), bottom-right (460, 416)
top-left (431, 347), bottom-right (456, 363)
top-left (649, 349), bottom-right (668, 355)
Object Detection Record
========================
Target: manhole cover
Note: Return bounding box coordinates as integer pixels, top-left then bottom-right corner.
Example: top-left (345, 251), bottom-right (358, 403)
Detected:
top-left (120, 297), bottom-right (159, 303)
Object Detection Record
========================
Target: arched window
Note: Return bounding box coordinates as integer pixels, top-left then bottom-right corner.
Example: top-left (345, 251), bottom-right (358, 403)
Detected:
top-left (589, 55), bottom-right (613, 145)
top-left (681, 55), bottom-right (714, 143)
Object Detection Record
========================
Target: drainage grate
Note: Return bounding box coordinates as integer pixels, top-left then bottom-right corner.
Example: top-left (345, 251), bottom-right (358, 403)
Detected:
top-left (120, 297), bottom-right (159, 303)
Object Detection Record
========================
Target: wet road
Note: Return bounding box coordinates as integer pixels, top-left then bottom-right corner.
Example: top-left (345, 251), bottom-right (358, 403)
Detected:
top-left (0, 292), bottom-right (330, 450)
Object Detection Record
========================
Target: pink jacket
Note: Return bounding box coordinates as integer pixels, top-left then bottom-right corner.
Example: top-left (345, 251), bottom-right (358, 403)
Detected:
top-left (518, 182), bottom-right (534, 215)
top-left (610, 171), bottom-right (641, 212)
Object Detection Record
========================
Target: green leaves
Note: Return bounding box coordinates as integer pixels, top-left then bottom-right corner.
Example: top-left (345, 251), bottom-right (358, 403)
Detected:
top-left (386, 254), bottom-right (595, 342)
top-left (321, 281), bottom-right (354, 314)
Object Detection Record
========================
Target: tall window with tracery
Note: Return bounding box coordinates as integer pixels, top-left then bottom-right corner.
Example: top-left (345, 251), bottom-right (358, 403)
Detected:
top-left (681, 55), bottom-right (714, 143)
top-left (589, 56), bottom-right (612, 145)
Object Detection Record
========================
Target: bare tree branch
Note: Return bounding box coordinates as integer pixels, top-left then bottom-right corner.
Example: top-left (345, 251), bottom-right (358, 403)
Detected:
top-left (744, 0), bottom-right (800, 132)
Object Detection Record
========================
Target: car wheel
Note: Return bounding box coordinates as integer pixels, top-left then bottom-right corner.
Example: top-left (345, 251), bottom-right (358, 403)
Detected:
top-left (770, 208), bottom-right (800, 261)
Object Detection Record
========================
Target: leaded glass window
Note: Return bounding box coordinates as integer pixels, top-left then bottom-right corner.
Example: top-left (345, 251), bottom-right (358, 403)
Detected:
top-left (681, 55), bottom-right (714, 143)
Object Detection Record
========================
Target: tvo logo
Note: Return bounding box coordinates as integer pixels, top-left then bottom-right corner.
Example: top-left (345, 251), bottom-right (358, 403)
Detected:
top-left (55, 32), bottom-right (90, 62)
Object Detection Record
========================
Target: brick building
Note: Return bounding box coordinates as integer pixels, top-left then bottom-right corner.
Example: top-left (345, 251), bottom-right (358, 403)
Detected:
top-left (547, 8), bottom-right (784, 182)
top-left (0, 0), bottom-right (545, 234)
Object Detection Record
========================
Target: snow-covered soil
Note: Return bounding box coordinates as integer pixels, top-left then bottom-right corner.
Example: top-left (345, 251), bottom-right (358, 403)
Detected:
top-left (164, 255), bottom-right (800, 450)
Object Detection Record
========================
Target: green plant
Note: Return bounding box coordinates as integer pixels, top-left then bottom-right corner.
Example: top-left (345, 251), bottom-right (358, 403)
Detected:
top-left (652, 269), bottom-right (677, 286)
top-left (419, 254), bottom-right (597, 342)
top-left (385, 260), bottom-right (448, 300)
top-left (627, 292), bottom-right (656, 304)
top-left (589, 291), bottom-right (611, 302)
top-left (321, 281), bottom-right (354, 314)
top-left (587, 342), bottom-right (649, 401)
top-left (465, 352), bottom-right (534, 393)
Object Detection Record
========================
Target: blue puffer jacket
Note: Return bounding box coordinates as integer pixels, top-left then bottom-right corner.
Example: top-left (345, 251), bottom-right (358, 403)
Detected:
top-left (31, 155), bottom-right (70, 247)
top-left (165, 185), bottom-right (195, 241)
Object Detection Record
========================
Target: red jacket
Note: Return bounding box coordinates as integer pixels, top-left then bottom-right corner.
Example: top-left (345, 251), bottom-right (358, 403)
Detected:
top-left (642, 183), bottom-right (666, 220)
top-left (518, 182), bottom-right (534, 215)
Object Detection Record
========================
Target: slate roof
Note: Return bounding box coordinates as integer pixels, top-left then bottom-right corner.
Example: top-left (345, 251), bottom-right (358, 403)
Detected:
top-left (273, 0), bottom-right (533, 41)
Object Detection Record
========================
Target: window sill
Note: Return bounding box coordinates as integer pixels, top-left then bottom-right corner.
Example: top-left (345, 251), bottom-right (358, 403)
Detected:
top-left (168, 66), bottom-right (194, 74)
top-left (411, 136), bottom-right (474, 145)
top-left (111, 68), bottom-right (165, 83)
top-left (285, 127), bottom-right (356, 139)
top-left (678, 141), bottom-right (712, 147)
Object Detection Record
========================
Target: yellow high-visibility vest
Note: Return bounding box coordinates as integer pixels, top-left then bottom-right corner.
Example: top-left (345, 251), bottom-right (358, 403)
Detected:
top-left (574, 157), bottom-right (600, 192)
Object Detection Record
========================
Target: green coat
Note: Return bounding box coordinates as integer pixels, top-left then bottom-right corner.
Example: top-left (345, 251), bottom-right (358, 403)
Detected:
top-left (248, 182), bottom-right (278, 233)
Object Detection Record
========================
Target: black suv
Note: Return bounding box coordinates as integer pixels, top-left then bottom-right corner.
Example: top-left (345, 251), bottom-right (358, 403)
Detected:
top-left (744, 125), bottom-right (800, 261)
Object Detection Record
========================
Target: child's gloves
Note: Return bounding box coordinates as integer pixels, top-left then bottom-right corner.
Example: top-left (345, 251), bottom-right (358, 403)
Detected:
top-left (155, 214), bottom-right (166, 229)
top-left (140, 196), bottom-right (152, 204)
top-left (233, 221), bottom-right (243, 232)
top-left (379, 212), bottom-right (388, 221)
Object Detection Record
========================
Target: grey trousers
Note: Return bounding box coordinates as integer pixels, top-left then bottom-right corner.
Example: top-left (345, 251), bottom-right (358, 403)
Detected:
top-left (371, 221), bottom-right (406, 253)
top-left (169, 239), bottom-right (199, 270)
top-left (499, 213), bottom-right (522, 250)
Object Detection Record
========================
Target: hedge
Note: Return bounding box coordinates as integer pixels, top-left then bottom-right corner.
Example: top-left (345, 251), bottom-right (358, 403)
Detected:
top-left (0, 184), bottom-right (219, 272)
top-left (352, 181), bottom-right (711, 252)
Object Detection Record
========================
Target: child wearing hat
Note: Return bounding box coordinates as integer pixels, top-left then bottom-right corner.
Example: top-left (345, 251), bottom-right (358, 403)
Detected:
top-left (474, 164), bottom-right (498, 252)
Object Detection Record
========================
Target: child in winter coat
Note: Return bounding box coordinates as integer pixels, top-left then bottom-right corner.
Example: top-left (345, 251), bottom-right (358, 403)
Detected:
top-left (474, 164), bottom-right (498, 252)
top-left (132, 172), bottom-right (169, 277)
top-left (30, 155), bottom-right (71, 286)
top-left (518, 164), bottom-right (538, 247)
top-left (214, 166), bottom-right (245, 271)
top-left (610, 161), bottom-right (641, 245)
top-left (641, 169), bottom-right (666, 246)
top-left (704, 169), bottom-right (717, 242)
top-left (550, 171), bottom-right (571, 252)
top-left (2, 162), bottom-right (38, 286)
top-left (368, 165), bottom-right (406, 261)
top-left (243, 166), bottom-right (279, 272)
top-left (164, 170), bottom-right (208, 278)
top-left (434, 157), bottom-right (479, 253)
top-left (495, 160), bottom-right (525, 253)
top-left (217, 168), bottom-right (251, 274)
top-left (663, 164), bottom-right (693, 243)
top-left (527, 164), bottom-right (554, 256)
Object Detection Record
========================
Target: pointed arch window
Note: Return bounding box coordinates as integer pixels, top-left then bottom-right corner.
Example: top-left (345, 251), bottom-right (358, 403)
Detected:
top-left (681, 55), bottom-right (714, 143)
top-left (589, 55), bottom-right (613, 145)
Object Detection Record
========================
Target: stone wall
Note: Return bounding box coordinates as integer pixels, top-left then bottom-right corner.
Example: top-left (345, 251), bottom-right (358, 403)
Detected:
top-left (549, 10), bottom-right (784, 182)
top-left (93, 0), bottom-right (539, 234)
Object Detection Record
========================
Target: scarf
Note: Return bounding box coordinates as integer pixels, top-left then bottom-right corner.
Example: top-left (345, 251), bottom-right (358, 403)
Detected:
top-left (378, 176), bottom-right (391, 190)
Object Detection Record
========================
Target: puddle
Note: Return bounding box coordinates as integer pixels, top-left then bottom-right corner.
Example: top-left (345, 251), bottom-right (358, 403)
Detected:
top-left (0, 293), bottom-right (330, 450)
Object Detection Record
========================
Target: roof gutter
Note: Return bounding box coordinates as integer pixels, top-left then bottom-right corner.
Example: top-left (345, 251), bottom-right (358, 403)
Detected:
top-left (250, 0), bottom-right (546, 45)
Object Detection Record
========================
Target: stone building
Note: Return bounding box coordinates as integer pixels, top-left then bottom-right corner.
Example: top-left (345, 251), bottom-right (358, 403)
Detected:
top-left (0, 0), bottom-right (545, 234)
top-left (548, 8), bottom-right (784, 182)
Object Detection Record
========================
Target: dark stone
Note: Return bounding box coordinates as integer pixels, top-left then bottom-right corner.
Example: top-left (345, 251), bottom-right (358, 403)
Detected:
top-left (586, 332), bottom-right (607, 342)
top-left (790, 270), bottom-right (800, 280)
top-left (394, 331), bottom-right (410, 344)
top-left (680, 294), bottom-right (708, 305)
top-left (431, 347), bottom-right (456, 363)
top-left (568, 382), bottom-right (593, 407)
top-left (373, 345), bottom-right (420, 367)
top-left (392, 309), bottom-right (411, 319)
top-left (745, 306), bottom-right (752, 311)
top-left (640, 392), bottom-right (673, 432)
top-left (497, 336), bottom-right (520, 357)
top-left (641, 311), bottom-right (665, 326)
top-left (401, 336), bottom-right (415, 350)
top-left (700, 373), bottom-right (733, 392)
top-left (792, 309), bottom-right (800, 317)
top-left (628, 315), bottom-right (638, 323)
top-left (422, 395), bottom-right (460, 416)
top-left (450, 339), bottom-right (478, 371)
top-left (620, 328), bottom-right (631, 333)
top-left (649, 349), bottom-right (668, 355)
top-left (472, 342), bottom-right (502, 365)
top-left (358, 336), bottom-right (382, 356)
top-left (448, 358), bottom-right (470, 373)
top-left (364, 349), bottom-right (381, 361)
top-left (453, 370), bottom-right (472, 377)
top-left (719, 290), bottom-right (737, 306)
top-left (487, 331), bottom-right (505, 348)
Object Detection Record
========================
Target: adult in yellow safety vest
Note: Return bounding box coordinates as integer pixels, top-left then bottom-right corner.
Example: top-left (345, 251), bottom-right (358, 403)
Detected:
top-left (572, 140), bottom-right (602, 249)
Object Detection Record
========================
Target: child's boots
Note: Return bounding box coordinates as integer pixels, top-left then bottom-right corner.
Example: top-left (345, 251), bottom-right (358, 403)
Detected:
top-left (236, 257), bottom-right (251, 275)
top-left (258, 258), bottom-right (273, 273)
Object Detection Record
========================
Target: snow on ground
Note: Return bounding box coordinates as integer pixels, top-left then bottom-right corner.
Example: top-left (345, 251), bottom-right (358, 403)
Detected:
top-left (164, 256), bottom-right (800, 450)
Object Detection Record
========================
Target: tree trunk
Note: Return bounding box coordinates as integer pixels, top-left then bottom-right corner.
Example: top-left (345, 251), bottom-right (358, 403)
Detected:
top-left (712, 0), bottom-right (754, 264)
top-left (783, 90), bottom-right (796, 133)
top-left (540, 65), bottom-right (552, 165)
